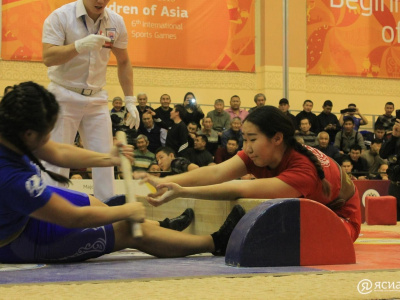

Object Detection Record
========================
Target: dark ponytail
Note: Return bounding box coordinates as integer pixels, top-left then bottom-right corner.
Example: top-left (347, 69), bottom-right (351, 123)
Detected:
top-left (0, 81), bottom-right (70, 185)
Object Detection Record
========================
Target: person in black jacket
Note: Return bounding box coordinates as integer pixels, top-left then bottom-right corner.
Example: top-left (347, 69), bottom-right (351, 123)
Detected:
top-left (380, 118), bottom-right (400, 220)
top-left (295, 99), bottom-right (318, 132)
top-left (182, 92), bottom-right (204, 129)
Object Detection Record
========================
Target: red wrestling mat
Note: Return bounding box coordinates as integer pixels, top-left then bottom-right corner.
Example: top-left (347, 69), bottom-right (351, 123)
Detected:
top-left (312, 229), bottom-right (400, 272)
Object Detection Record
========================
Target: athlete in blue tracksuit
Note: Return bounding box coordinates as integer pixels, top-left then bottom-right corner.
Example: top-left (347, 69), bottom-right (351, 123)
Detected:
top-left (0, 82), bottom-right (242, 263)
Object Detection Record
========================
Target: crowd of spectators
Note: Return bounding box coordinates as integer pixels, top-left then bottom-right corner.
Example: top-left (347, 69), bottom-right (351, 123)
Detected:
top-left (69, 93), bottom-right (394, 181)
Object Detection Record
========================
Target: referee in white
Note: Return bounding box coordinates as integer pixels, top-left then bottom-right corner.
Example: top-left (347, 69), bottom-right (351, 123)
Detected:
top-left (42, 0), bottom-right (139, 201)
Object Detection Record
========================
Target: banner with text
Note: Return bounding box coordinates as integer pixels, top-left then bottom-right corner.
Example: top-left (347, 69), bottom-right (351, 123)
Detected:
top-left (307, 0), bottom-right (400, 78)
top-left (2, 0), bottom-right (255, 72)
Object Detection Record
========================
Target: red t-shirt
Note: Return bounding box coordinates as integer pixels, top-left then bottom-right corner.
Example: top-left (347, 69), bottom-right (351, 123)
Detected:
top-left (237, 146), bottom-right (361, 236)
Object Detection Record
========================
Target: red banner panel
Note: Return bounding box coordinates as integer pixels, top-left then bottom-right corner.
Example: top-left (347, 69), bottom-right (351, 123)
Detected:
top-left (2, 0), bottom-right (255, 72)
top-left (307, 0), bottom-right (400, 78)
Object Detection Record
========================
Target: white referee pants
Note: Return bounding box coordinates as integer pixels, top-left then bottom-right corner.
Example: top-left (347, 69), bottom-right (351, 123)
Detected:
top-left (43, 82), bottom-right (115, 202)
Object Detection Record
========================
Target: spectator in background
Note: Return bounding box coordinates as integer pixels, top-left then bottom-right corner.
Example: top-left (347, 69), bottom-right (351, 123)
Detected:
top-left (131, 135), bottom-right (156, 172)
top-left (182, 92), bottom-right (204, 128)
top-left (248, 93), bottom-right (266, 114)
top-left (139, 112), bottom-right (166, 154)
top-left (187, 121), bottom-right (198, 148)
top-left (184, 135), bottom-right (215, 167)
top-left (295, 100), bottom-right (318, 132)
top-left (361, 139), bottom-right (387, 177)
top-left (206, 99), bottom-right (231, 136)
top-left (362, 124), bottom-right (387, 150)
top-left (214, 138), bottom-right (239, 164)
top-left (197, 117), bottom-right (219, 155)
top-left (221, 117), bottom-right (243, 150)
top-left (334, 116), bottom-right (366, 155)
top-left (110, 96), bottom-right (126, 135)
top-left (374, 102), bottom-right (396, 136)
top-left (341, 158), bottom-right (357, 180)
top-left (278, 98), bottom-right (296, 128)
top-left (154, 93), bottom-right (173, 129)
top-left (166, 104), bottom-right (189, 156)
top-left (295, 118), bottom-right (317, 147)
top-left (346, 145), bottom-right (369, 179)
top-left (380, 120), bottom-right (400, 220)
top-left (339, 103), bottom-right (368, 132)
top-left (315, 131), bottom-right (341, 162)
top-left (148, 162), bottom-right (161, 177)
top-left (225, 95), bottom-right (248, 122)
top-left (317, 100), bottom-right (340, 143)
top-left (136, 93), bottom-right (155, 129)
top-left (375, 163), bottom-right (389, 180)
top-left (155, 147), bottom-right (198, 175)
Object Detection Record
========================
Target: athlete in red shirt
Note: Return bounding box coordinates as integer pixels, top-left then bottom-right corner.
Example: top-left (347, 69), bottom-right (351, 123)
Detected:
top-left (145, 106), bottom-right (361, 242)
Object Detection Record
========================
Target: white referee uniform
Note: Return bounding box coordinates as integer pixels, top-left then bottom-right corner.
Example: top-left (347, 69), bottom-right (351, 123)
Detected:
top-left (42, 0), bottom-right (129, 201)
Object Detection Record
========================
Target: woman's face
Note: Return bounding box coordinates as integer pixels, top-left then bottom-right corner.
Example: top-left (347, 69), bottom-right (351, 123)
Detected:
top-left (242, 121), bottom-right (282, 168)
top-left (184, 94), bottom-right (194, 106)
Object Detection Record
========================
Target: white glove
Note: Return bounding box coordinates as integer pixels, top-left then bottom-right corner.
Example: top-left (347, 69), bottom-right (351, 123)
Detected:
top-left (125, 96), bottom-right (140, 129)
top-left (75, 34), bottom-right (111, 54)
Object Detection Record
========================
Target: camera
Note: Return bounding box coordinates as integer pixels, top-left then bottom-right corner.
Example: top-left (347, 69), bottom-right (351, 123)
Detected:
top-left (340, 108), bottom-right (356, 114)
top-left (396, 109), bottom-right (400, 120)
top-left (190, 98), bottom-right (196, 104)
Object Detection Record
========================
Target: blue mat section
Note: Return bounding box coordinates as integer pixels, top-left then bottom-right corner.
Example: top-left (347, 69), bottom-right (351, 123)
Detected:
top-left (0, 250), bottom-right (321, 284)
top-left (226, 199), bottom-right (301, 267)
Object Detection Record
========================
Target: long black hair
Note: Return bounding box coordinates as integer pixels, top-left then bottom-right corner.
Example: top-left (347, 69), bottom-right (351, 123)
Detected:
top-left (0, 81), bottom-right (70, 184)
top-left (245, 106), bottom-right (332, 202)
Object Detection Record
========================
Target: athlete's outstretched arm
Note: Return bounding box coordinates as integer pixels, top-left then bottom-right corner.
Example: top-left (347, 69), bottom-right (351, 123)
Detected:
top-left (34, 140), bottom-right (133, 169)
top-left (145, 155), bottom-right (248, 188)
top-left (147, 177), bottom-right (301, 207)
top-left (30, 193), bottom-right (144, 229)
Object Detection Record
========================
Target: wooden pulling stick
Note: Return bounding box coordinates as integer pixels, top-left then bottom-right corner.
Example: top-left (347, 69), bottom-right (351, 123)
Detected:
top-left (116, 131), bottom-right (143, 238)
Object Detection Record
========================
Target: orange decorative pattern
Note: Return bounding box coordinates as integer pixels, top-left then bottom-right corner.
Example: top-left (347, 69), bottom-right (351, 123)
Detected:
top-left (1, 0), bottom-right (255, 72)
top-left (307, 0), bottom-right (400, 78)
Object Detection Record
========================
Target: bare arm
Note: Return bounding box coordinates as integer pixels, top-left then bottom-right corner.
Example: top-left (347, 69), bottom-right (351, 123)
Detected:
top-left (160, 155), bottom-right (248, 186)
top-left (141, 155), bottom-right (248, 202)
top-left (356, 108), bottom-right (368, 125)
top-left (42, 43), bottom-right (79, 67)
top-left (147, 178), bottom-right (301, 206)
top-left (338, 113), bottom-right (345, 126)
top-left (30, 193), bottom-right (145, 228)
top-left (188, 163), bottom-right (199, 171)
top-left (112, 47), bottom-right (133, 96)
top-left (34, 140), bottom-right (133, 169)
